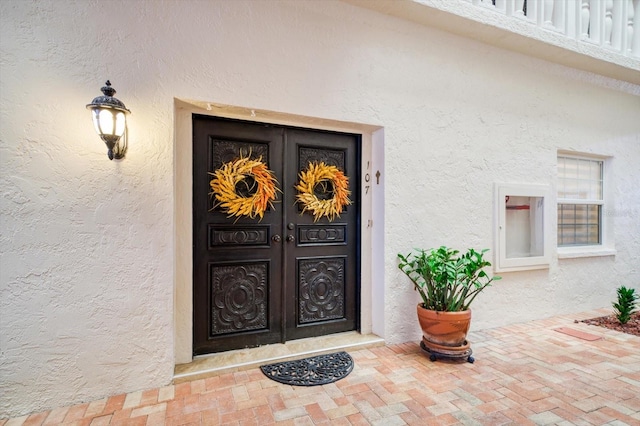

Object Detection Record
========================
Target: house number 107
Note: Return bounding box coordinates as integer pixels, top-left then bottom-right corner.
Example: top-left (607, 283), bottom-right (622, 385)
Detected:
top-left (364, 161), bottom-right (370, 195)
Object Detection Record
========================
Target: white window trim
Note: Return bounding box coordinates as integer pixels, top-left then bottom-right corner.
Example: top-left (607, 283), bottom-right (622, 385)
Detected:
top-left (557, 246), bottom-right (617, 259)
top-left (494, 183), bottom-right (552, 272)
top-left (557, 151), bottom-right (615, 259)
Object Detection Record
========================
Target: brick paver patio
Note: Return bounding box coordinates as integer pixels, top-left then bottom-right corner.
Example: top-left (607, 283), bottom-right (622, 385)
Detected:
top-left (3, 309), bottom-right (639, 425)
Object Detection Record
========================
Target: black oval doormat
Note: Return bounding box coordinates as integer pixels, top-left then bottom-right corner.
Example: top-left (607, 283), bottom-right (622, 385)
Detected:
top-left (260, 351), bottom-right (354, 386)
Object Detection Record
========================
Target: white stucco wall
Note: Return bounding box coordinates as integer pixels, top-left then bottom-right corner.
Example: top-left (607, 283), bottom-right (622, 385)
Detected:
top-left (1, 0), bottom-right (638, 417)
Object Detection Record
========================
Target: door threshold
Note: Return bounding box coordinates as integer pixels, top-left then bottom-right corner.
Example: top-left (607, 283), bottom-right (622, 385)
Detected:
top-left (173, 331), bottom-right (384, 383)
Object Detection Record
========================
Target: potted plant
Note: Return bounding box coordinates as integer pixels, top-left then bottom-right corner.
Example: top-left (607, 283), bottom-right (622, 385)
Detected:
top-left (397, 246), bottom-right (500, 361)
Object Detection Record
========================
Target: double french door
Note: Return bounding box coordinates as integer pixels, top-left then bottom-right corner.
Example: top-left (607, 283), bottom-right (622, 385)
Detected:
top-left (192, 115), bottom-right (360, 355)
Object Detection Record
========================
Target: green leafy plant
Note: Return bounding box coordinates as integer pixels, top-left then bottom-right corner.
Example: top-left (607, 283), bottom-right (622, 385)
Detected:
top-left (613, 286), bottom-right (639, 324)
top-left (398, 246), bottom-right (500, 312)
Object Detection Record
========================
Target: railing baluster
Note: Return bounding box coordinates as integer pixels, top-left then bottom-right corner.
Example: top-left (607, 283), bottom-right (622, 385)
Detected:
top-left (505, 0), bottom-right (514, 16)
top-left (620, 0), bottom-right (629, 53)
top-left (581, 0), bottom-right (591, 39)
top-left (528, 0), bottom-right (539, 24)
top-left (566, 0), bottom-right (578, 39)
top-left (611, 0), bottom-right (624, 50)
top-left (514, 0), bottom-right (526, 16)
top-left (544, 0), bottom-right (554, 25)
top-left (604, 0), bottom-right (614, 44)
top-left (590, 0), bottom-right (601, 43)
top-left (553, 0), bottom-right (566, 32)
top-left (633, 0), bottom-right (640, 55)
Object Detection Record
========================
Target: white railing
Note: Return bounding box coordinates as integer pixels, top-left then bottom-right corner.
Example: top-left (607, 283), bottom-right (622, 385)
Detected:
top-left (468, 0), bottom-right (640, 58)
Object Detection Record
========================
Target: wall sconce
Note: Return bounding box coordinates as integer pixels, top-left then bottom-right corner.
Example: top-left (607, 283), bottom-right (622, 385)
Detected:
top-left (86, 80), bottom-right (130, 160)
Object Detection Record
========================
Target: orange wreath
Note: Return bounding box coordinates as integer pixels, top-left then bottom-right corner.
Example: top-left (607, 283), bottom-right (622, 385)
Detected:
top-left (295, 162), bottom-right (351, 222)
top-left (209, 155), bottom-right (279, 220)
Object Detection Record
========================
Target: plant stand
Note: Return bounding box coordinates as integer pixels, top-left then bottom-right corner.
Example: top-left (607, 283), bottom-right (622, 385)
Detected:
top-left (420, 339), bottom-right (474, 363)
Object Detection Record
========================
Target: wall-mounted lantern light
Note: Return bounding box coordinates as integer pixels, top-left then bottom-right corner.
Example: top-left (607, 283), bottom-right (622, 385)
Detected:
top-left (86, 80), bottom-right (130, 160)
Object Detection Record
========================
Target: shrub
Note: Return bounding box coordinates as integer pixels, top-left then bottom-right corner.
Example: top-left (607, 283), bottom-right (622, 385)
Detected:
top-left (613, 286), bottom-right (639, 324)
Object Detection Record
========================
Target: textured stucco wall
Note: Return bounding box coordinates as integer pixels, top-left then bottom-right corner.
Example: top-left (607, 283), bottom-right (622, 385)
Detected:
top-left (1, 0), bottom-right (639, 417)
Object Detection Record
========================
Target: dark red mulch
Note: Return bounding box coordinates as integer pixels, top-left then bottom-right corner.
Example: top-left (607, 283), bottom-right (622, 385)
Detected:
top-left (578, 312), bottom-right (640, 337)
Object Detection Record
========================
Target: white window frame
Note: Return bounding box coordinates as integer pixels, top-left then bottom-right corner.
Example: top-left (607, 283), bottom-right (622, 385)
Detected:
top-left (494, 183), bottom-right (552, 272)
top-left (557, 151), bottom-right (615, 259)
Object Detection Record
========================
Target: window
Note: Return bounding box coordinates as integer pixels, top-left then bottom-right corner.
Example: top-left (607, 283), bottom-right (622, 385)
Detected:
top-left (494, 183), bottom-right (551, 272)
top-left (557, 155), bottom-right (603, 247)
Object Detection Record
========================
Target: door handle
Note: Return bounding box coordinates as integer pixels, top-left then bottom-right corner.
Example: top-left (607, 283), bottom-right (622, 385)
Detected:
top-left (272, 235), bottom-right (281, 243)
top-left (286, 235), bottom-right (295, 243)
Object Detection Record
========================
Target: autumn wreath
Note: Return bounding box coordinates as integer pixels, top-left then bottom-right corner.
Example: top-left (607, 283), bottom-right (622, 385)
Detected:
top-left (209, 155), bottom-right (279, 220)
top-left (295, 162), bottom-right (351, 222)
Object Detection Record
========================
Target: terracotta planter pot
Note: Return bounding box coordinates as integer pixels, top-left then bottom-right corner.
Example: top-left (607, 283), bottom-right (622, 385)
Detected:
top-left (416, 304), bottom-right (471, 347)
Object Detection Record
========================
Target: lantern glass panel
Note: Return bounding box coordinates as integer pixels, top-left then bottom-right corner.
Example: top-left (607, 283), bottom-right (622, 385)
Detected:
top-left (114, 111), bottom-right (126, 137)
top-left (98, 109), bottom-right (115, 136)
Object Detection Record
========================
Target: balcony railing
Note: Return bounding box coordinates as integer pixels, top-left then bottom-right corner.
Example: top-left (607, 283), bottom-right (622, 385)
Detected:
top-left (347, 0), bottom-right (639, 83)
top-left (468, 0), bottom-right (639, 58)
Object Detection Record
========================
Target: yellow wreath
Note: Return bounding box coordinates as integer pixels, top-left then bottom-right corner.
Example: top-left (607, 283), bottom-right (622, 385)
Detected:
top-left (209, 155), bottom-right (279, 220)
top-left (295, 162), bottom-right (351, 222)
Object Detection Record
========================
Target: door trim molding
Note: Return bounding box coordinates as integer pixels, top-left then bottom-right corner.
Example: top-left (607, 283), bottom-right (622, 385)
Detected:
top-left (174, 99), bottom-right (385, 364)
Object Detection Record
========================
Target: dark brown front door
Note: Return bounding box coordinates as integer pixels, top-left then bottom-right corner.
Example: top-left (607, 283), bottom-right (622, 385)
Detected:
top-left (193, 115), bottom-right (360, 355)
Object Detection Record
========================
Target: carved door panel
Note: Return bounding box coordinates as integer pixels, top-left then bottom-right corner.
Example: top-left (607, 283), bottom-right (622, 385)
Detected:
top-left (283, 129), bottom-right (359, 341)
top-left (192, 115), bottom-right (360, 355)
top-left (193, 117), bottom-right (284, 355)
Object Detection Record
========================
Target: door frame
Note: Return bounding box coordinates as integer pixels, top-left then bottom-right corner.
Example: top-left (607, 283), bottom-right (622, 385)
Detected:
top-left (174, 99), bottom-right (385, 364)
